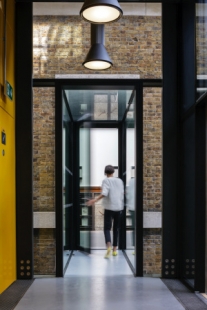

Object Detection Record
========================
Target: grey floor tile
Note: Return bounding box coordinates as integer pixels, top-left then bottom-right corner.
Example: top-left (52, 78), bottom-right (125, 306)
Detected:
top-left (65, 250), bottom-right (132, 276)
top-left (14, 251), bottom-right (185, 310)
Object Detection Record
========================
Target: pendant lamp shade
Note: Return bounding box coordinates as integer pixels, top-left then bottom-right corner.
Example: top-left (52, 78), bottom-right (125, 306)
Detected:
top-left (83, 24), bottom-right (113, 70)
top-left (80, 0), bottom-right (123, 24)
top-left (83, 44), bottom-right (112, 70)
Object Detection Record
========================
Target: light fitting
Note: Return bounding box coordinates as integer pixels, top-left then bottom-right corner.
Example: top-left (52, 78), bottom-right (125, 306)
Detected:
top-left (80, 0), bottom-right (123, 24)
top-left (83, 24), bottom-right (113, 70)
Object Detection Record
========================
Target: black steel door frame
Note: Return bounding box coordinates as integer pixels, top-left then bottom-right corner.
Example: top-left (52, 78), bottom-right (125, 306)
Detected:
top-left (62, 90), bottom-right (75, 273)
top-left (194, 91), bottom-right (207, 292)
top-left (54, 79), bottom-right (162, 277)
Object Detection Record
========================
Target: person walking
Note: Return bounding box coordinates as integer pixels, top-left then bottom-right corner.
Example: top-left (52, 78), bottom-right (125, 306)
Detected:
top-left (87, 165), bottom-right (124, 258)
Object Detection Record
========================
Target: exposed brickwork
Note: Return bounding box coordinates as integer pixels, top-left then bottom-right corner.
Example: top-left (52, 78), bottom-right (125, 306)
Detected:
top-left (143, 229), bottom-right (162, 276)
top-left (143, 88), bottom-right (162, 212)
top-left (34, 229), bottom-right (56, 275)
top-left (143, 88), bottom-right (162, 276)
top-left (33, 88), bottom-right (56, 275)
top-left (33, 16), bottom-right (161, 78)
top-left (33, 88), bottom-right (55, 212)
top-left (196, 16), bottom-right (207, 75)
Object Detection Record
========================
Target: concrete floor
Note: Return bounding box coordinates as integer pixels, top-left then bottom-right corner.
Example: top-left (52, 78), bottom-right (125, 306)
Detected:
top-left (14, 250), bottom-right (185, 310)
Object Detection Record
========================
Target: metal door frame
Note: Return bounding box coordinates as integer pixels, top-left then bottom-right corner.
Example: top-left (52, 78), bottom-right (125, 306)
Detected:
top-left (54, 79), bottom-right (162, 277)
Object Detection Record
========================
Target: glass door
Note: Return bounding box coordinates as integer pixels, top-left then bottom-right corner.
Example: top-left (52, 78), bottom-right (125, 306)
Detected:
top-left (62, 91), bottom-right (73, 272)
top-left (60, 84), bottom-right (141, 265)
top-left (123, 91), bottom-right (136, 272)
top-left (79, 123), bottom-right (91, 253)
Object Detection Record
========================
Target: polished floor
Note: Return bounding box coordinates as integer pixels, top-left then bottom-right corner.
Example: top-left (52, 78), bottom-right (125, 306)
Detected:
top-left (73, 230), bottom-right (135, 249)
top-left (13, 250), bottom-right (186, 310)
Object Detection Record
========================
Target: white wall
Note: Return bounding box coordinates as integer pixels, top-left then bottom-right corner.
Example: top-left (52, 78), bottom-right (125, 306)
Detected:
top-left (90, 129), bottom-right (118, 186)
top-left (79, 127), bottom-right (135, 186)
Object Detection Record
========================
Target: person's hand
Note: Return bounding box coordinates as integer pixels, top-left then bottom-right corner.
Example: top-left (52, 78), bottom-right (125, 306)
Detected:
top-left (86, 199), bottom-right (96, 206)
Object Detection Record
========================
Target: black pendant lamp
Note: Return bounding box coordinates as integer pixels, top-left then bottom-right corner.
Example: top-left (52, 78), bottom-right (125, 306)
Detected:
top-left (80, 0), bottom-right (123, 24)
top-left (83, 24), bottom-right (113, 70)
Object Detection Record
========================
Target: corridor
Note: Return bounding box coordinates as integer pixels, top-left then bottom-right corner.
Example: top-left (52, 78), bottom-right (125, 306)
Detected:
top-left (13, 251), bottom-right (185, 310)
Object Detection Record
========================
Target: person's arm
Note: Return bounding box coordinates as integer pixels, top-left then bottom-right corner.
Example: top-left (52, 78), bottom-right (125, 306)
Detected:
top-left (86, 194), bottom-right (105, 206)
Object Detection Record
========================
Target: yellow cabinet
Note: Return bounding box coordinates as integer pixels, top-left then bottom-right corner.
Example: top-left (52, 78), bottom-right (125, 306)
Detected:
top-left (0, 107), bottom-right (16, 293)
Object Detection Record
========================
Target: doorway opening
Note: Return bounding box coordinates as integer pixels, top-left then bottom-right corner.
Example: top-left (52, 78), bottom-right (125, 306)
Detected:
top-left (59, 82), bottom-right (140, 276)
top-left (32, 78), bottom-right (162, 278)
top-left (81, 127), bottom-right (119, 251)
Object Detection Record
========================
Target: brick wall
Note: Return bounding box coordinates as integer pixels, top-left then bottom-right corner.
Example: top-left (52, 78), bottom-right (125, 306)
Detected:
top-left (33, 87), bottom-right (55, 275)
top-left (33, 87), bottom-right (55, 212)
top-left (33, 16), bottom-right (161, 78)
top-left (143, 229), bottom-right (162, 276)
top-left (196, 16), bottom-right (207, 75)
top-left (143, 88), bottom-right (162, 275)
top-left (143, 88), bottom-right (162, 212)
top-left (33, 15), bottom-right (162, 276)
top-left (34, 229), bottom-right (56, 275)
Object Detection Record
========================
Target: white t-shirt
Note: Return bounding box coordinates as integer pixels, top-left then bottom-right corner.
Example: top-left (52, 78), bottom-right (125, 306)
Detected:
top-left (101, 177), bottom-right (124, 211)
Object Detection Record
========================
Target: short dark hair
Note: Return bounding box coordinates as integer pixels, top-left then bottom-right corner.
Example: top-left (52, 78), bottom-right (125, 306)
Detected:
top-left (104, 165), bottom-right (114, 175)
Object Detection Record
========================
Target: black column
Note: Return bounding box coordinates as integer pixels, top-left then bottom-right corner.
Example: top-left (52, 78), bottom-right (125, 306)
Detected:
top-left (16, 2), bottom-right (33, 279)
top-left (162, 4), bottom-right (179, 278)
top-left (55, 81), bottom-right (63, 277)
top-left (195, 104), bottom-right (206, 292)
top-left (118, 121), bottom-right (126, 250)
top-left (179, 2), bottom-right (197, 290)
top-left (135, 81), bottom-right (143, 277)
top-left (118, 91), bottom-right (126, 250)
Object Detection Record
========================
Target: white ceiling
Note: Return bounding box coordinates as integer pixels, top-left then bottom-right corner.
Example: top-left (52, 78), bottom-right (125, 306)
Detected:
top-left (33, 2), bottom-right (162, 16)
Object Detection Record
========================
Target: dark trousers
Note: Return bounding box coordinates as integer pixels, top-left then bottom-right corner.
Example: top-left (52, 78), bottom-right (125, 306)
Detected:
top-left (129, 210), bottom-right (135, 246)
top-left (104, 209), bottom-right (122, 247)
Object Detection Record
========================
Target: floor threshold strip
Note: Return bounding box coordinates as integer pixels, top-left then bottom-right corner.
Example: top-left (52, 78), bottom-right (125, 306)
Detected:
top-left (162, 279), bottom-right (207, 310)
top-left (0, 279), bottom-right (34, 310)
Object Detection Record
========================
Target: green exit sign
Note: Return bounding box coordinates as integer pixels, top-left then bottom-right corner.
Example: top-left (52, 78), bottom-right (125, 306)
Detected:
top-left (6, 81), bottom-right (13, 100)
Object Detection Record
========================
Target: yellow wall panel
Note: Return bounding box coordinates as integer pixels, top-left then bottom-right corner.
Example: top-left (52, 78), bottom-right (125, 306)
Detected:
top-left (7, 0), bottom-right (15, 32)
top-left (4, 24), bottom-right (15, 116)
top-left (0, 0), bottom-right (16, 294)
top-left (0, 0), bottom-right (15, 118)
top-left (0, 3), bottom-right (4, 85)
top-left (0, 107), bottom-right (16, 294)
top-left (0, 24), bottom-right (15, 117)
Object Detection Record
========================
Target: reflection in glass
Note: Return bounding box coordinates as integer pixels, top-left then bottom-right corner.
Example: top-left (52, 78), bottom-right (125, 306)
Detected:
top-left (125, 94), bottom-right (136, 269)
top-left (82, 218), bottom-right (89, 226)
top-left (62, 93), bottom-right (73, 270)
top-left (79, 126), bottom-right (91, 252)
top-left (196, 3), bottom-right (207, 100)
top-left (82, 207), bottom-right (88, 216)
top-left (64, 89), bottom-right (133, 121)
top-left (110, 93), bottom-right (118, 120)
top-left (94, 94), bottom-right (108, 120)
